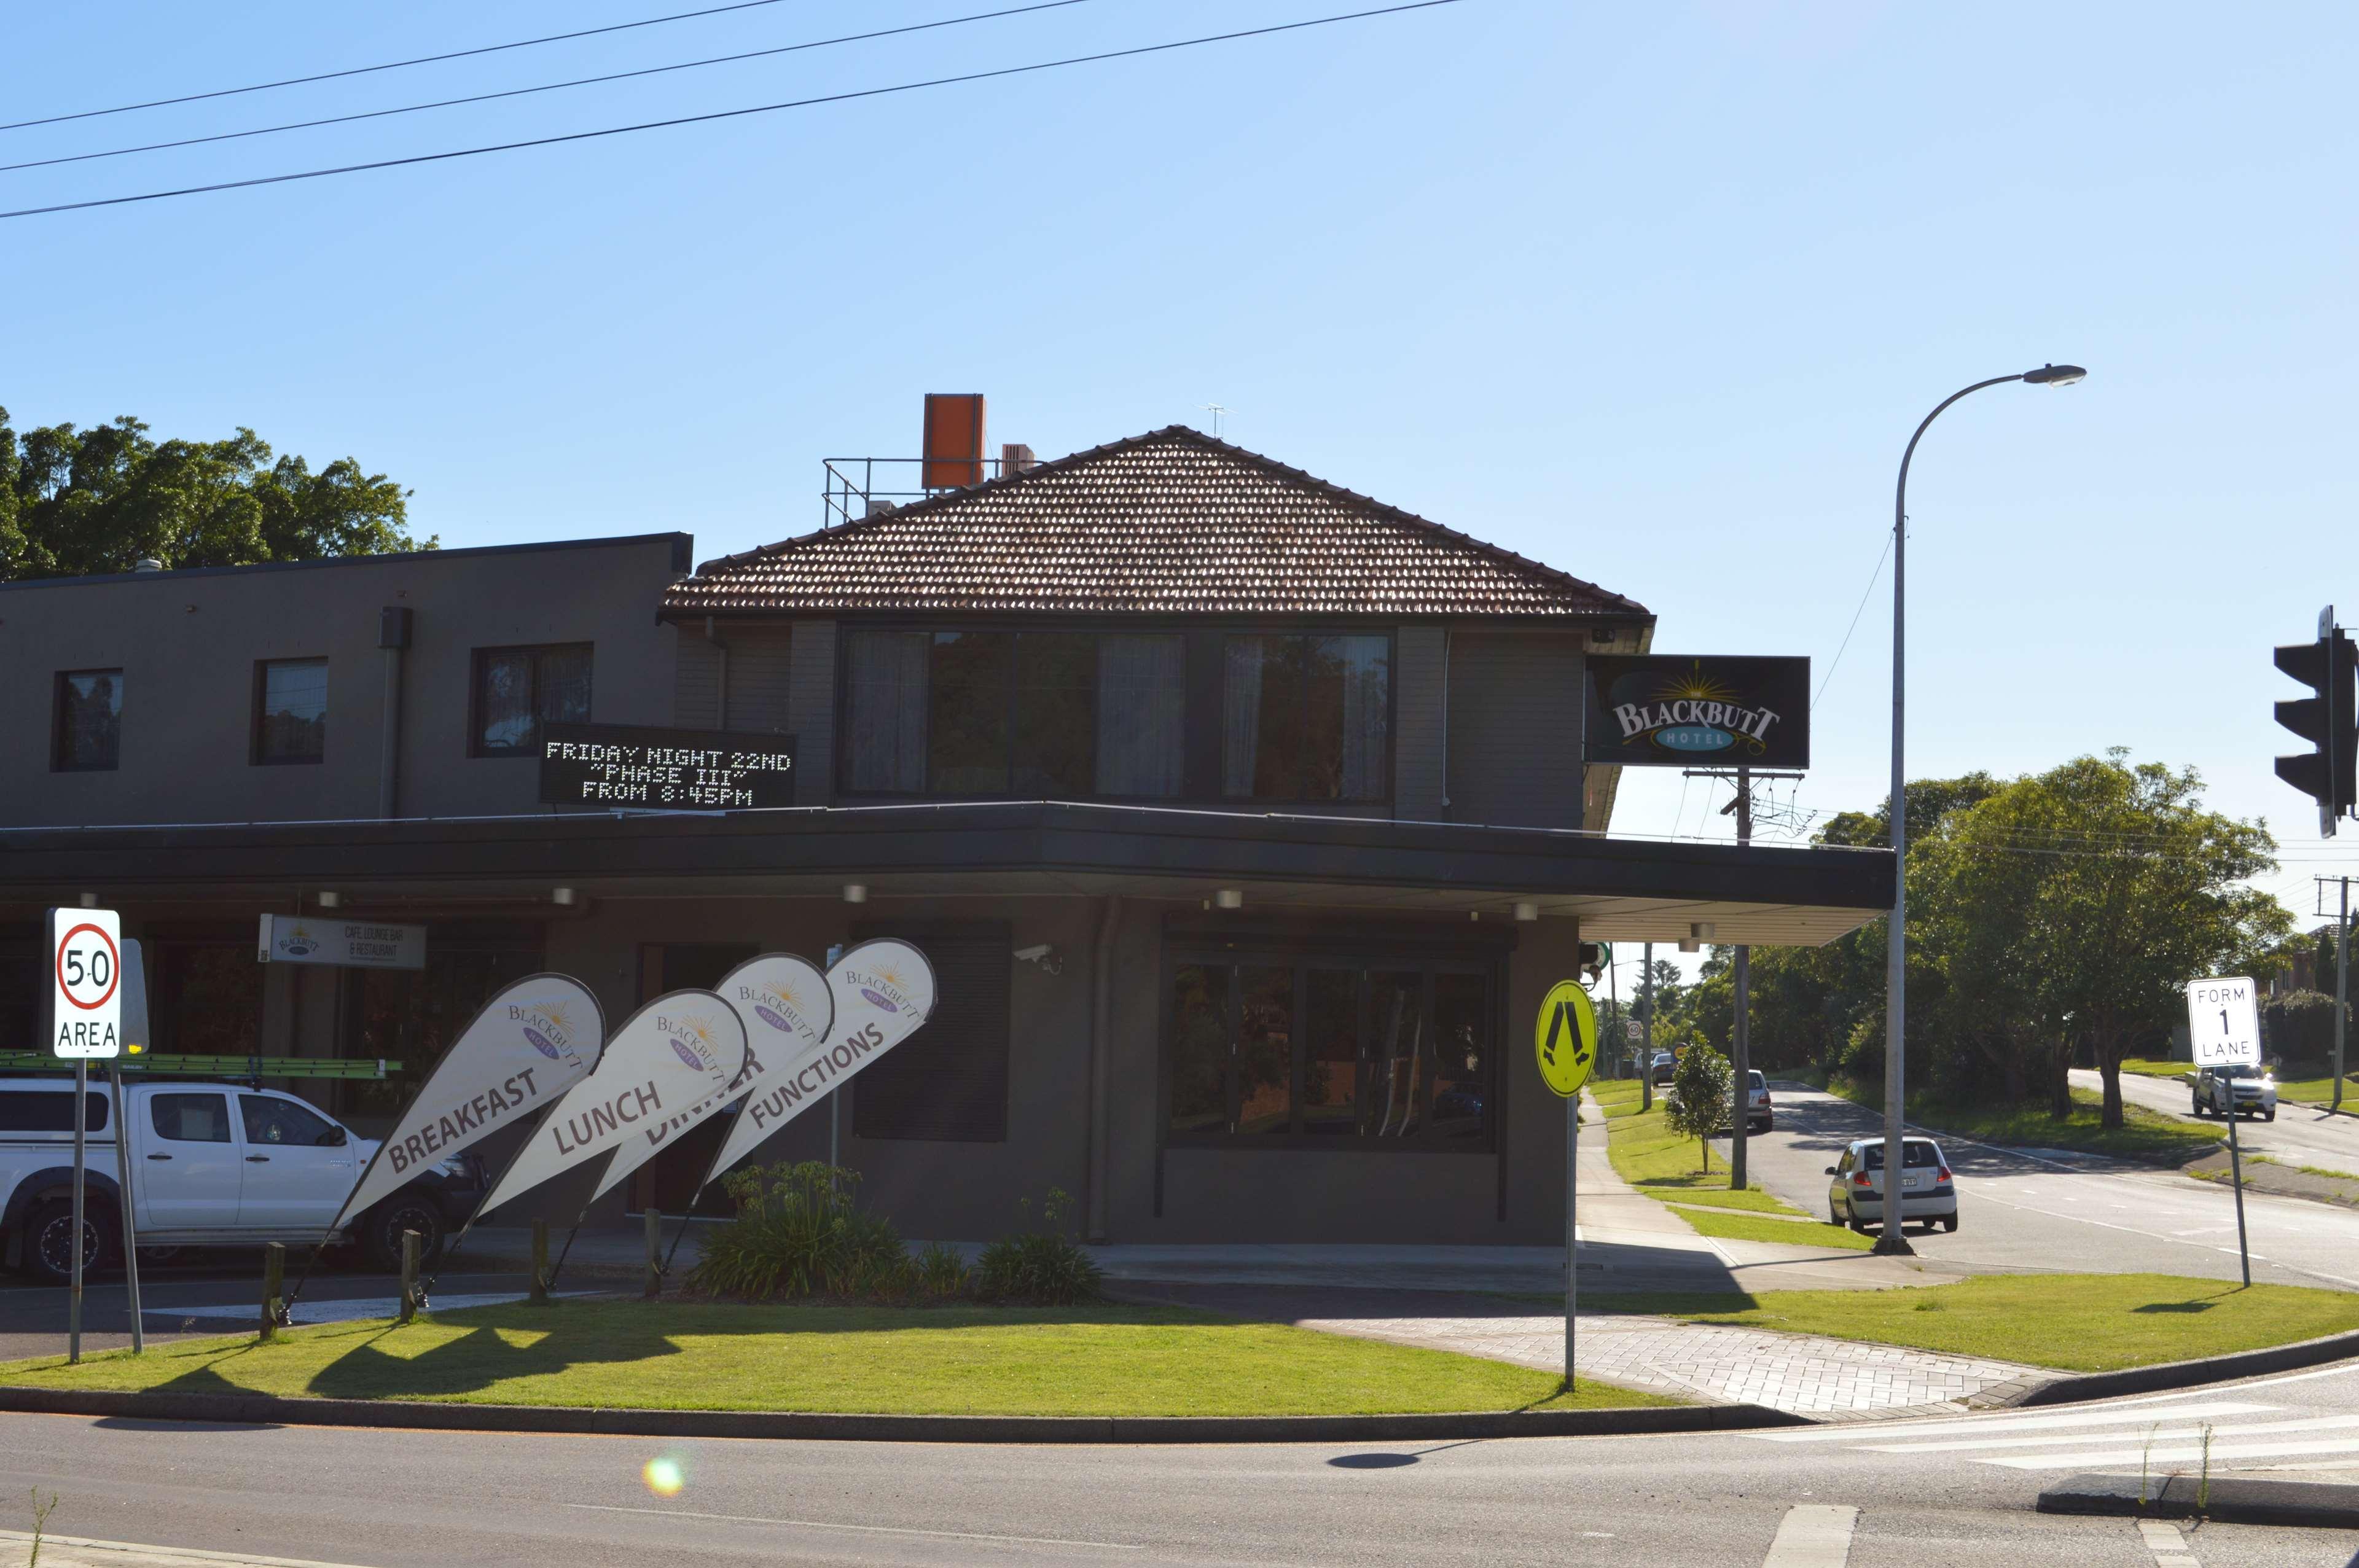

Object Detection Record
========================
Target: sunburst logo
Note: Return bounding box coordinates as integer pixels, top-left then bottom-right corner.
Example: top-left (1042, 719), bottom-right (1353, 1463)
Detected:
top-left (668, 1014), bottom-right (719, 1071)
top-left (1609, 660), bottom-right (1782, 756)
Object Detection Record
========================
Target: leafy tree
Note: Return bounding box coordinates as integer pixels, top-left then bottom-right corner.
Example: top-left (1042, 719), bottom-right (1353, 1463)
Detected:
top-left (0, 407), bottom-right (429, 580)
top-left (1932, 753), bottom-right (2287, 1128)
top-left (1665, 1043), bottom-right (1734, 1172)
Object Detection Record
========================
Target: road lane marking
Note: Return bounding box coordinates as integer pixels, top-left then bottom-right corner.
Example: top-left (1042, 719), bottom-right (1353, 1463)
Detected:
top-left (561, 1502), bottom-right (1143, 1551)
top-left (1752, 1401), bottom-right (2275, 1443)
top-left (1759, 1504), bottom-right (1855, 1567)
top-left (0, 1529), bottom-right (375, 1566)
top-left (2138, 1518), bottom-right (2197, 1568)
top-left (1982, 1435), bottom-right (2359, 1469)
top-left (1859, 1413), bottom-right (2359, 1454)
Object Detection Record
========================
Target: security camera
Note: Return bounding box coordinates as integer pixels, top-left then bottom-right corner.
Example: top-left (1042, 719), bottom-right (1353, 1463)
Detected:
top-left (1014, 943), bottom-right (1064, 975)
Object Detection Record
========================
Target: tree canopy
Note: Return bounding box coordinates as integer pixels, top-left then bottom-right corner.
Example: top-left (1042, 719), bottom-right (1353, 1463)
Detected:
top-left (0, 407), bottom-right (430, 580)
top-left (1718, 753), bottom-right (2289, 1129)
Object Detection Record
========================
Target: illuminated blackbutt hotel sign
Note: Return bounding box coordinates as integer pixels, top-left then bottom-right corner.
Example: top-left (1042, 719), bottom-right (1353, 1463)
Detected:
top-left (538, 722), bottom-right (796, 810)
top-left (1583, 655), bottom-right (1811, 769)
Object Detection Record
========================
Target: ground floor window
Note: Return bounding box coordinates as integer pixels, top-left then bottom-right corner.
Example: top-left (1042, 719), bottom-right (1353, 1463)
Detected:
top-left (1167, 945), bottom-right (1497, 1149)
top-left (340, 938), bottom-right (544, 1118)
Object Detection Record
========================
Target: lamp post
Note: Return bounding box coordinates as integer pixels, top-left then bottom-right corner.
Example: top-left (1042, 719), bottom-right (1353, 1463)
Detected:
top-left (1877, 362), bottom-right (2085, 1256)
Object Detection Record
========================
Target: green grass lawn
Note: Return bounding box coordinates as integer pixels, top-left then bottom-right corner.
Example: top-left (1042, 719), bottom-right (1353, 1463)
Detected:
top-left (0, 1300), bottom-right (1675, 1416)
top-left (1829, 1078), bottom-right (2221, 1164)
top-left (1665, 1204), bottom-right (1876, 1252)
top-left (2118, 1059), bottom-right (2195, 1082)
top-left (1592, 1081), bottom-right (1820, 1219)
top-left (1591, 1274), bottom-right (2359, 1373)
top-left (2270, 1075), bottom-right (2355, 1106)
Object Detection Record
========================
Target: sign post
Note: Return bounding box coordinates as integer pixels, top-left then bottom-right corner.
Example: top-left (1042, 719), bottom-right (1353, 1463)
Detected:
top-left (1535, 978), bottom-right (1598, 1391)
top-left (2187, 976), bottom-right (2260, 1287)
top-left (45, 907), bottom-right (124, 1365)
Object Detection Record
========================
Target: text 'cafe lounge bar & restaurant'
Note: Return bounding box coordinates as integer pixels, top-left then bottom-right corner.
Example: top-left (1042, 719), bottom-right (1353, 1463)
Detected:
top-left (0, 413), bottom-right (1888, 1246)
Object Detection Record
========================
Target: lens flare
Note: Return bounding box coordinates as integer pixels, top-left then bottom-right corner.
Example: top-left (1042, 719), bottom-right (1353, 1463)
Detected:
top-left (642, 1456), bottom-right (685, 1497)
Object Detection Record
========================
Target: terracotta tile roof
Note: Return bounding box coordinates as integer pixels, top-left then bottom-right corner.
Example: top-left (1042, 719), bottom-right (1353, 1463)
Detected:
top-left (662, 426), bottom-right (1648, 620)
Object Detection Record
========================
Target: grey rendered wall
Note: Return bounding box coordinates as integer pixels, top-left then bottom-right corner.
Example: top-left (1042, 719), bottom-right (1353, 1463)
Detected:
top-left (787, 621), bottom-right (836, 806)
top-left (0, 535), bottom-right (689, 828)
top-left (1444, 632), bottom-right (1584, 830)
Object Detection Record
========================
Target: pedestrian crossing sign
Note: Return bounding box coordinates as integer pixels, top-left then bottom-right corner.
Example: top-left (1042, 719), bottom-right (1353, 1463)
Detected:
top-left (1534, 979), bottom-right (1597, 1098)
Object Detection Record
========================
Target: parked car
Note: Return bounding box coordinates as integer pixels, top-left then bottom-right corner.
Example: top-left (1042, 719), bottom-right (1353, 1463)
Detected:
top-left (2191, 1064), bottom-right (2276, 1121)
top-left (1649, 1051), bottom-right (1676, 1086)
top-left (0, 1077), bottom-right (483, 1284)
top-left (1741, 1070), bottom-right (1772, 1134)
top-left (1825, 1135), bottom-right (1958, 1235)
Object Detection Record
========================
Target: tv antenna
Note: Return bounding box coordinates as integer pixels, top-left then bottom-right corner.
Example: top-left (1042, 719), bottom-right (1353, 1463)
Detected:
top-left (1201, 403), bottom-right (1233, 438)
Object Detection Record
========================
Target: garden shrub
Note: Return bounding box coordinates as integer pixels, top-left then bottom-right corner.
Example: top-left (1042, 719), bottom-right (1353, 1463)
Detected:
top-left (974, 1187), bottom-right (1102, 1305)
top-left (687, 1161), bottom-right (907, 1302)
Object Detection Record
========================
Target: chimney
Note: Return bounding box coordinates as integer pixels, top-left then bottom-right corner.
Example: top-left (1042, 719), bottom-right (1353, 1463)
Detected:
top-left (1000, 443), bottom-right (1037, 477)
top-left (921, 393), bottom-right (986, 490)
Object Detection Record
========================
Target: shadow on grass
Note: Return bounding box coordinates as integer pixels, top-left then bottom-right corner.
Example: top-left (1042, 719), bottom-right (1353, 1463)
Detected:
top-left (294, 1300), bottom-right (1223, 1402)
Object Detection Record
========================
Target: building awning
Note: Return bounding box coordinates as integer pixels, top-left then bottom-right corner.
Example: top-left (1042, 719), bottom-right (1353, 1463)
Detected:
top-left (0, 802), bottom-right (1889, 947)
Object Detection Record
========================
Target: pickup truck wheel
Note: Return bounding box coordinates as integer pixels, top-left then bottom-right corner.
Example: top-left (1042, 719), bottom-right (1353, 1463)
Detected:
top-left (2265, 1107), bottom-right (2277, 1122)
top-left (361, 1194), bottom-right (447, 1274)
top-left (24, 1199), bottom-right (115, 1285)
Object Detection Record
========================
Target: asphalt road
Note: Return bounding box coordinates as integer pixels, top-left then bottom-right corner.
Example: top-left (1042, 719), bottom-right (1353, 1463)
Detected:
top-left (7, 1362), bottom-right (2359, 1566)
top-left (1731, 1085), bottom-right (2359, 1291)
top-left (2073, 1066), bottom-right (2359, 1177)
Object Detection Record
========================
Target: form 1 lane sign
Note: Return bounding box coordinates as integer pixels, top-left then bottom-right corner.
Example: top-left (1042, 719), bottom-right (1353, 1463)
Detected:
top-left (2186, 975), bottom-right (2260, 1067)
top-left (46, 906), bottom-right (123, 1059)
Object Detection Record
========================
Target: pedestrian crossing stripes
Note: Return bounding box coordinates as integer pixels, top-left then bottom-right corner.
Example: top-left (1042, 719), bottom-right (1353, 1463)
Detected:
top-left (1749, 1395), bottom-right (2359, 1472)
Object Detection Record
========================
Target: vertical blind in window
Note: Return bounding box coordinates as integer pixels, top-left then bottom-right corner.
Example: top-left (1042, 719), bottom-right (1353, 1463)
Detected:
top-left (840, 628), bottom-right (1184, 798)
top-left (475, 644), bottom-right (592, 755)
top-left (1221, 634), bottom-right (1389, 801)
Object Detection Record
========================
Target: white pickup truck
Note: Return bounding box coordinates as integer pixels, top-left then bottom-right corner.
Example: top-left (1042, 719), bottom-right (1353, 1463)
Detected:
top-left (0, 1077), bottom-right (483, 1284)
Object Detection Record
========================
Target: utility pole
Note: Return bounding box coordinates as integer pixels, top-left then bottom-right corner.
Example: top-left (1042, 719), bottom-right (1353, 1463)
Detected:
top-left (1640, 941), bottom-right (1654, 1114)
top-left (1731, 768), bottom-right (1751, 1193)
top-left (2326, 876), bottom-right (2352, 1114)
top-left (1686, 768), bottom-right (1800, 1190)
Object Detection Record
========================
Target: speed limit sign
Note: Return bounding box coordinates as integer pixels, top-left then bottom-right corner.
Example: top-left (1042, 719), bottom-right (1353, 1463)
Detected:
top-left (45, 906), bottom-right (123, 1059)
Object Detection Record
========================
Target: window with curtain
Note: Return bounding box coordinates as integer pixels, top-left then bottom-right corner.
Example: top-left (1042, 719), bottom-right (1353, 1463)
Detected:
top-left (53, 669), bottom-right (123, 771)
top-left (1165, 951), bottom-right (1493, 1149)
top-left (254, 657), bottom-right (327, 764)
top-left (471, 644), bottom-right (591, 755)
top-left (839, 628), bottom-right (1184, 799)
top-left (1221, 634), bottom-right (1389, 802)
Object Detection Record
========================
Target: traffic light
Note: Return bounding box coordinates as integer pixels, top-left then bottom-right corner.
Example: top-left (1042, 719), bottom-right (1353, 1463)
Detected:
top-left (2275, 609), bottom-right (2356, 837)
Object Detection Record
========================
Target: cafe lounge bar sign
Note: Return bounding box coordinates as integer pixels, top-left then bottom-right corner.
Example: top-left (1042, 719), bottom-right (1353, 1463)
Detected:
top-left (1583, 655), bottom-right (1811, 769)
top-left (538, 722), bottom-right (797, 811)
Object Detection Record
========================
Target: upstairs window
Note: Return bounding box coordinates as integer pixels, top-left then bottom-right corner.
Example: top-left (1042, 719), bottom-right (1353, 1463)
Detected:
top-left (472, 644), bottom-right (592, 756)
top-left (840, 629), bottom-right (1183, 798)
top-left (1221, 634), bottom-right (1389, 802)
top-left (254, 657), bottom-right (327, 764)
top-left (53, 669), bottom-right (122, 771)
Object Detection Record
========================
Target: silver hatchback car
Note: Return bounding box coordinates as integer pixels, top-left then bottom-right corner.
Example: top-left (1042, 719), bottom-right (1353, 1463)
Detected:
top-left (1826, 1136), bottom-right (1958, 1236)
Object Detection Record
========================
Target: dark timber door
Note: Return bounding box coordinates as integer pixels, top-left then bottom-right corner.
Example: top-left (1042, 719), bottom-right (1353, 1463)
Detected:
top-left (630, 943), bottom-right (757, 1215)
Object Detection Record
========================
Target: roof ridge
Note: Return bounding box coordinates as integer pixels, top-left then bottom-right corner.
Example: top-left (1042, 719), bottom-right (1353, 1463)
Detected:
top-left (667, 425), bottom-right (1651, 620)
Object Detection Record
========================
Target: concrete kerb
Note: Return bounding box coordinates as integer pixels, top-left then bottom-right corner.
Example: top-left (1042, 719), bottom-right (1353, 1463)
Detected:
top-left (2038, 1472), bottom-right (2359, 1530)
top-left (2011, 1325), bottom-right (2359, 1407)
top-left (0, 1384), bottom-right (1805, 1443)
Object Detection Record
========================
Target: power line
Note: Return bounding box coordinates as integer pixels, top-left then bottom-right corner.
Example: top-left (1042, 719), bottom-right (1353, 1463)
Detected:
top-left (0, 1), bottom-right (1095, 177)
top-left (1, 0), bottom-right (807, 134)
top-left (1, 1), bottom-right (1464, 222)
top-left (1811, 527), bottom-right (1893, 712)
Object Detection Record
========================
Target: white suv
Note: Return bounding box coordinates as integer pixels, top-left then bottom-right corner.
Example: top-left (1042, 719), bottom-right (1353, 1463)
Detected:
top-left (0, 1077), bottom-right (481, 1284)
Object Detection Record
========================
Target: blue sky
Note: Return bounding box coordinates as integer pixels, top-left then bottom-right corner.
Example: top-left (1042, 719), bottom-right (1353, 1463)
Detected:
top-left (7, 1), bottom-right (2357, 981)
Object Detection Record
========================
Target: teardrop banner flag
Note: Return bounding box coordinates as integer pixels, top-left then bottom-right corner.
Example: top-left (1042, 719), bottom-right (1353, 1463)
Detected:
top-left (700, 938), bottom-right (939, 1188)
top-left (328, 974), bottom-right (604, 1236)
top-left (589, 953), bottom-right (834, 1207)
top-left (479, 989), bottom-right (748, 1215)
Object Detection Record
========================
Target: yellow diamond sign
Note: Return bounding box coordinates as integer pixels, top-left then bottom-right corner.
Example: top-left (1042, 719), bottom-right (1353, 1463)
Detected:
top-left (1534, 980), bottom-right (1597, 1099)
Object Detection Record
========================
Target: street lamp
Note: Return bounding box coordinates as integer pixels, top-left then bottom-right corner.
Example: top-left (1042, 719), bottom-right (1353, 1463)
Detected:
top-left (1877, 363), bottom-right (2086, 1256)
